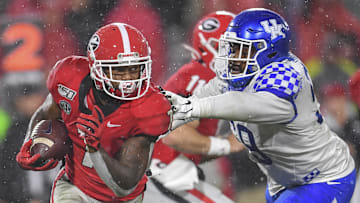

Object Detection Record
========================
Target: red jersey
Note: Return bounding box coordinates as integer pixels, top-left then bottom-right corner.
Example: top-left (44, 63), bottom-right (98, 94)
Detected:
top-left (152, 60), bottom-right (219, 164)
top-left (47, 56), bottom-right (170, 202)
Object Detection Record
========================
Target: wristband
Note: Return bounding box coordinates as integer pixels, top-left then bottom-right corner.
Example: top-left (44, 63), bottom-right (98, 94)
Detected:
top-left (208, 136), bottom-right (231, 156)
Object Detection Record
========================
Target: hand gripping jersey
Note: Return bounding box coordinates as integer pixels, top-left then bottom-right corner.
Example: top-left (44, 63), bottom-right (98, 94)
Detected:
top-left (196, 55), bottom-right (355, 196)
top-left (47, 56), bottom-right (171, 202)
top-left (152, 60), bottom-right (219, 164)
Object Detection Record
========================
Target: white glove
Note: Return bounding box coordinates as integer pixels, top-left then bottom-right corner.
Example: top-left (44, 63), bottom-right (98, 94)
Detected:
top-left (162, 91), bottom-right (200, 130)
top-left (162, 90), bottom-right (189, 106)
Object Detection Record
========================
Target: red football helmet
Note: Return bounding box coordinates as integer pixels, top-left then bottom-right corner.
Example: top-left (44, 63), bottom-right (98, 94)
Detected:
top-left (188, 11), bottom-right (235, 71)
top-left (87, 23), bottom-right (152, 100)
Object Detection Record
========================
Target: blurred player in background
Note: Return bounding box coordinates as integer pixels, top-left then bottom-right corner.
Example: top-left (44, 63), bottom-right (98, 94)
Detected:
top-left (348, 70), bottom-right (360, 203)
top-left (16, 23), bottom-right (170, 203)
top-left (144, 11), bottom-right (243, 203)
top-left (165, 8), bottom-right (356, 203)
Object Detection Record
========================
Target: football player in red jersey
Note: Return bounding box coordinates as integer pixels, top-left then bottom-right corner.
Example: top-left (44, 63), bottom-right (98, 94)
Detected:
top-left (16, 23), bottom-right (171, 203)
top-left (144, 11), bottom-right (244, 203)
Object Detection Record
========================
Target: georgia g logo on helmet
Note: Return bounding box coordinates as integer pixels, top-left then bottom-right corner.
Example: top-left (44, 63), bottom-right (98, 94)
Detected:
top-left (200, 18), bottom-right (220, 32)
top-left (88, 34), bottom-right (100, 52)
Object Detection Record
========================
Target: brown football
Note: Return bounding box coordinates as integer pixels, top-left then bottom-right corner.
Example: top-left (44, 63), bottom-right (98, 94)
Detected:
top-left (30, 119), bottom-right (72, 160)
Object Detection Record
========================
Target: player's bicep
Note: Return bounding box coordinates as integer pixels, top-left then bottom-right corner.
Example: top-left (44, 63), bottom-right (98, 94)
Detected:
top-left (41, 93), bottom-right (61, 118)
top-left (25, 93), bottom-right (62, 141)
top-left (247, 91), bottom-right (295, 123)
top-left (115, 135), bottom-right (153, 160)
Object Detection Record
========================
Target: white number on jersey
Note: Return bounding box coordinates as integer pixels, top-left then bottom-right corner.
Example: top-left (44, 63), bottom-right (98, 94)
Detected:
top-left (186, 75), bottom-right (206, 93)
top-left (231, 121), bottom-right (272, 165)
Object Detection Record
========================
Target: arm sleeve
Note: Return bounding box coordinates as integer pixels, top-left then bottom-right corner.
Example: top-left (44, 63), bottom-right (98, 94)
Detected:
top-left (194, 77), bottom-right (228, 98)
top-left (196, 91), bottom-right (294, 124)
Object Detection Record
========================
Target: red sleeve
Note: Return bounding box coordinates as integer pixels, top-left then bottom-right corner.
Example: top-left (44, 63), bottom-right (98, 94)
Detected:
top-left (163, 62), bottom-right (196, 96)
top-left (349, 70), bottom-right (360, 108)
top-left (46, 56), bottom-right (89, 95)
top-left (46, 56), bottom-right (90, 121)
top-left (163, 70), bottom-right (187, 95)
top-left (131, 86), bottom-right (171, 137)
top-left (46, 57), bottom-right (66, 93)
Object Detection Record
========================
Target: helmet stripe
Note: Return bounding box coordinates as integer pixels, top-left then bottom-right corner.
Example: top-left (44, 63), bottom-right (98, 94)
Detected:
top-left (115, 23), bottom-right (131, 53)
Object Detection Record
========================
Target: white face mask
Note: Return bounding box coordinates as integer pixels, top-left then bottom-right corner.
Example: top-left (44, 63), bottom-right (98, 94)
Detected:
top-left (91, 56), bottom-right (152, 101)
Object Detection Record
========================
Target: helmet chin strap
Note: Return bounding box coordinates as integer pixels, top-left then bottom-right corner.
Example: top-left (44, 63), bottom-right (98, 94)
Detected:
top-left (105, 83), bottom-right (135, 99)
top-left (209, 59), bottom-right (217, 73)
top-left (88, 41), bottom-right (96, 61)
top-left (182, 43), bottom-right (201, 60)
top-left (198, 33), bottom-right (218, 57)
top-left (117, 81), bottom-right (137, 94)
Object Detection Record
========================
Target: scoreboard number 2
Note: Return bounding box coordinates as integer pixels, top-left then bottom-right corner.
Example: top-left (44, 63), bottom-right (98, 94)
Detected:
top-left (1, 19), bottom-right (45, 72)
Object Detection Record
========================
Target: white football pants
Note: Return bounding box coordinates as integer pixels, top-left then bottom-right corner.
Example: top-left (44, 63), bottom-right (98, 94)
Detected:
top-left (143, 178), bottom-right (234, 203)
top-left (50, 168), bottom-right (143, 203)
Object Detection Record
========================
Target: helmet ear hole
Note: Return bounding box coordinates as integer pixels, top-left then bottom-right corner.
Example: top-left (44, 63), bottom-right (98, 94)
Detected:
top-left (255, 42), bottom-right (265, 50)
top-left (198, 47), bottom-right (206, 53)
top-left (267, 52), bottom-right (277, 59)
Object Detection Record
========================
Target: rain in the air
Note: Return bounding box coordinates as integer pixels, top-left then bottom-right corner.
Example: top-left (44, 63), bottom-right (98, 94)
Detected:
top-left (0, 0), bottom-right (359, 203)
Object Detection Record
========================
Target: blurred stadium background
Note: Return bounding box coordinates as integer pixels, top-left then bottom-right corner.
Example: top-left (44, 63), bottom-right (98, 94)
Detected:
top-left (0, 0), bottom-right (360, 202)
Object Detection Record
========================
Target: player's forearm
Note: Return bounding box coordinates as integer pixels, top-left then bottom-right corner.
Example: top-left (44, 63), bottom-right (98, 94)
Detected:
top-left (195, 91), bottom-right (294, 124)
top-left (163, 125), bottom-right (211, 154)
top-left (25, 94), bottom-right (61, 142)
top-left (89, 148), bottom-right (140, 197)
top-left (25, 107), bottom-right (44, 142)
top-left (163, 124), bottom-right (236, 157)
top-left (101, 147), bottom-right (147, 189)
top-left (89, 136), bottom-right (152, 196)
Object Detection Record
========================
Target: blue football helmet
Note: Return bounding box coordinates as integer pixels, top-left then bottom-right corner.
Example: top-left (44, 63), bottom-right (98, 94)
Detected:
top-left (215, 8), bottom-right (291, 90)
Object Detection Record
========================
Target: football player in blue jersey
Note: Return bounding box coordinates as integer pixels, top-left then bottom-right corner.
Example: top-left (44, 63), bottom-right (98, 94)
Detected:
top-left (164, 8), bottom-right (357, 203)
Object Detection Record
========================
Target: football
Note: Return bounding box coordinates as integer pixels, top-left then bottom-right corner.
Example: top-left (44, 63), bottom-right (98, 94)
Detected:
top-left (30, 119), bottom-right (72, 160)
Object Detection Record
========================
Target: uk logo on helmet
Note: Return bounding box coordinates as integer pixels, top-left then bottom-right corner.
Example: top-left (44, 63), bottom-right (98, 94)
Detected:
top-left (200, 18), bottom-right (220, 32)
top-left (260, 19), bottom-right (288, 40)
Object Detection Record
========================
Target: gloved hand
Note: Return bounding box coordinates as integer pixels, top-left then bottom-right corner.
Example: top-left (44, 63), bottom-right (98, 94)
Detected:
top-left (76, 105), bottom-right (105, 151)
top-left (16, 139), bottom-right (59, 171)
top-left (161, 90), bottom-right (200, 130)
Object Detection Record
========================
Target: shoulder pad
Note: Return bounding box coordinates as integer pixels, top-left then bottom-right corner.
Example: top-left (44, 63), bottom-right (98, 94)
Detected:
top-left (132, 86), bottom-right (171, 117)
top-left (163, 61), bottom-right (200, 93)
top-left (131, 85), bottom-right (171, 136)
top-left (253, 62), bottom-right (302, 100)
top-left (46, 56), bottom-right (89, 92)
top-left (164, 60), bottom-right (214, 95)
